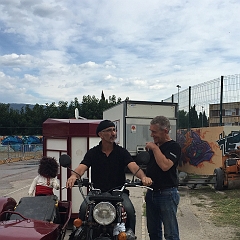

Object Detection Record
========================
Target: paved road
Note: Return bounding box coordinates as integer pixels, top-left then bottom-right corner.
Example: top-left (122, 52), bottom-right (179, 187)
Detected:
top-left (0, 160), bottom-right (236, 240)
top-left (0, 160), bottom-right (147, 240)
top-left (0, 159), bottom-right (39, 200)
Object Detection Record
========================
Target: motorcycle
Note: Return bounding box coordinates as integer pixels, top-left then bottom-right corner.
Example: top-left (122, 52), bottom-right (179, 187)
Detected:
top-left (59, 153), bottom-right (152, 240)
top-left (0, 193), bottom-right (71, 240)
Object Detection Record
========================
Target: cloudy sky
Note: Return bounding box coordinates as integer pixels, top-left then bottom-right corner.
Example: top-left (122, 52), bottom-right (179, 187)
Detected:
top-left (0, 0), bottom-right (240, 105)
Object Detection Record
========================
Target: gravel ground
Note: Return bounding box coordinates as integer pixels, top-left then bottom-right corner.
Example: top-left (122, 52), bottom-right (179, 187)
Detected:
top-left (177, 186), bottom-right (239, 240)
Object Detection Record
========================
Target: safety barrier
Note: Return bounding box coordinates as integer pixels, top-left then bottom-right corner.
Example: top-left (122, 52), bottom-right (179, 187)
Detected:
top-left (0, 144), bottom-right (43, 164)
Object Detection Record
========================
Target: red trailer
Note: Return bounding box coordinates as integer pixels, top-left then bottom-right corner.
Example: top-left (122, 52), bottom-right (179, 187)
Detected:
top-left (42, 118), bottom-right (101, 218)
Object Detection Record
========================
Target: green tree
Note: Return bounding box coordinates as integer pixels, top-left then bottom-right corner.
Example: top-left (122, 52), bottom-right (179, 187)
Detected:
top-left (189, 105), bottom-right (199, 128)
top-left (58, 101), bottom-right (69, 119)
top-left (69, 97), bottom-right (81, 119)
top-left (45, 102), bottom-right (59, 119)
top-left (98, 91), bottom-right (109, 118)
top-left (203, 111), bottom-right (208, 127)
top-left (0, 103), bottom-right (10, 135)
top-left (179, 110), bottom-right (188, 129)
top-left (81, 95), bottom-right (100, 119)
top-left (198, 110), bottom-right (209, 127)
top-left (0, 92), bottom-right (127, 135)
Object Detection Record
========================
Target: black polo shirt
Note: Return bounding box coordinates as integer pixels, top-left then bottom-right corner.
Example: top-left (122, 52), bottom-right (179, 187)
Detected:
top-left (81, 142), bottom-right (134, 192)
top-left (146, 140), bottom-right (181, 190)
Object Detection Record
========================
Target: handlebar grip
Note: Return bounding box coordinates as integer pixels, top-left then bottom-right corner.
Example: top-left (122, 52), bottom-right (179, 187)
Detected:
top-left (125, 179), bottom-right (143, 187)
top-left (74, 180), bottom-right (79, 185)
top-left (125, 179), bottom-right (154, 187)
top-left (74, 178), bottom-right (91, 187)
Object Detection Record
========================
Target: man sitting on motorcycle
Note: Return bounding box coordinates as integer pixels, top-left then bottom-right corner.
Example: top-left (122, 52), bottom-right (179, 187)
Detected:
top-left (66, 119), bottom-right (152, 233)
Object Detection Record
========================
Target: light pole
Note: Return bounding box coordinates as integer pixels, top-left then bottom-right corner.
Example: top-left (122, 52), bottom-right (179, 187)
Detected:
top-left (202, 106), bottom-right (204, 127)
top-left (176, 85), bottom-right (181, 130)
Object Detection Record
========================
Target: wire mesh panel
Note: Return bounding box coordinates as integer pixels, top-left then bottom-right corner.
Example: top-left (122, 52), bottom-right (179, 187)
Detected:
top-left (164, 74), bottom-right (240, 127)
top-left (223, 74), bottom-right (240, 103)
top-left (0, 144), bottom-right (43, 163)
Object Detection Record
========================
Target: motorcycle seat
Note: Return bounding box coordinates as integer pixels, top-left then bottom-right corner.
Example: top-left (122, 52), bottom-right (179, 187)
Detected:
top-left (10, 195), bottom-right (60, 223)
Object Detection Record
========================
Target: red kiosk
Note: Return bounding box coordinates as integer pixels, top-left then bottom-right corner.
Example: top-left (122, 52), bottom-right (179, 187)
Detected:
top-left (42, 118), bottom-right (101, 218)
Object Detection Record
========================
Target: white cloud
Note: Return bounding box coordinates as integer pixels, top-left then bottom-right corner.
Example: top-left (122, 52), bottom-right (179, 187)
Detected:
top-left (13, 68), bottom-right (21, 72)
top-left (79, 61), bottom-right (99, 68)
top-left (24, 74), bottom-right (39, 84)
top-left (0, 0), bottom-right (240, 105)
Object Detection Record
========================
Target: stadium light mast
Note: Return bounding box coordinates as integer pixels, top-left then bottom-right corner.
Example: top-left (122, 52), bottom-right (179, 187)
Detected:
top-left (176, 85), bottom-right (181, 130)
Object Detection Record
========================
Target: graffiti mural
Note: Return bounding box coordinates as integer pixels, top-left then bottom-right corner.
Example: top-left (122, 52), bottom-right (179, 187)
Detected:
top-left (217, 131), bottom-right (240, 156)
top-left (178, 129), bottom-right (214, 167)
top-left (177, 127), bottom-right (240, 175)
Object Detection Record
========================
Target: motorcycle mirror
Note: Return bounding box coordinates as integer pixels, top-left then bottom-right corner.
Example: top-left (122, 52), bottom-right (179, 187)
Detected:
top-left (59, 154), bottom-right (71, 168)
top-left (135, 151), bottom-right (150, 165)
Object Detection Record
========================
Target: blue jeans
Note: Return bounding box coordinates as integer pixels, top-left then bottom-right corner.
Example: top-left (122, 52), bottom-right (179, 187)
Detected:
top-left (145, 188), bottom-right (180, 240)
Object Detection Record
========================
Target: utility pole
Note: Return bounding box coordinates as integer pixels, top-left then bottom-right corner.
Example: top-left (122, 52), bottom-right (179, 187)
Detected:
top-left (176, 85), bottom-right (181, 130)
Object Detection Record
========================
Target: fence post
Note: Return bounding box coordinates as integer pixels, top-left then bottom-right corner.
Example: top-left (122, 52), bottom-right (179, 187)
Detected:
top-left (220, 76), bottom-right (224, 126)
top-left (188, 86), bottom-right (191, 129)
top-left (7, 143), bottom-right (10, 160)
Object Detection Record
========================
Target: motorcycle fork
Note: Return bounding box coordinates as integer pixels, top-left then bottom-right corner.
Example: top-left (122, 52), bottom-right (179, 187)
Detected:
top-left (86, 202), bottom-right (95, 239)
top-left (116, 202), bottom-right (127, 224)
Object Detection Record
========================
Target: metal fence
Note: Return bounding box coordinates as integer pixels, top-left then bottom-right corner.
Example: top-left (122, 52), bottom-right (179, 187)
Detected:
top-left (164, 74), bottom-right (240, 118)
top-left (0, 144), bottom-right (43, 164)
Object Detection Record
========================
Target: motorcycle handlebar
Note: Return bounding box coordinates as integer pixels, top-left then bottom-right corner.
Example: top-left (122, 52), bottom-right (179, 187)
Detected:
top-left (72, 178), bottom-right (153, 191)
top-left (125, 180), bottom-right (153, 190)
top-left (74, 178), bottom-right (91, 187)
top-left (125, 179), bottom-right (142, 186)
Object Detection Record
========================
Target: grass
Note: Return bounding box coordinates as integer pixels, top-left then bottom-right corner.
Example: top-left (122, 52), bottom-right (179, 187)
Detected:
top-left (189, 186), bottom-right (240, 228)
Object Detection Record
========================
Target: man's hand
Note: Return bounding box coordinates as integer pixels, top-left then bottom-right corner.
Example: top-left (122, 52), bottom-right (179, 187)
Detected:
top-left (145, 142), bottom-right (158, 151)
top-left (66, 175), bottom-right (78, 188)
top-left (141, 176), bottom-right (153, 186)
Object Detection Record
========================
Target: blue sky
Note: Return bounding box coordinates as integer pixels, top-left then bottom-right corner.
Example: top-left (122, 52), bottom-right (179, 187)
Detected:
top-left (0, 0), bottom-right (240, 105)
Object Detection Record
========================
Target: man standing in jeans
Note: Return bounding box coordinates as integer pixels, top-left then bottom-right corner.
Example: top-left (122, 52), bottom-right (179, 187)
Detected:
top-left (145, 116), bottom-right (181, 240)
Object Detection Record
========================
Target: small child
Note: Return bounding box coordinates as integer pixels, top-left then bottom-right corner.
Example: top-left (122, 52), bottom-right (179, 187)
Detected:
top-left (28, 156), bottom-right (60, 196)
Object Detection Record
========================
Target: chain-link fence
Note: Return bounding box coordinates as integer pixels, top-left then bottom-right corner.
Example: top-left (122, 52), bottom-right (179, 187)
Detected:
top-left (164, 74), bottom-right (240, 126)
top-left (0, 144), bottom-right (43, 164)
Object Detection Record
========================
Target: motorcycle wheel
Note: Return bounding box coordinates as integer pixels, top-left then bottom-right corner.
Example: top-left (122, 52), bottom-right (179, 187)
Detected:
top-left (69, 227), bottom-right (87, 240)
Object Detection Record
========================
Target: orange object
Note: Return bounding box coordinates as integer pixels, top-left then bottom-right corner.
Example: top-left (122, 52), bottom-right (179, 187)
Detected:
top-left (118, 232), bottom-right (127, 240)
top-left (73, 218), bottom-right (82, 228)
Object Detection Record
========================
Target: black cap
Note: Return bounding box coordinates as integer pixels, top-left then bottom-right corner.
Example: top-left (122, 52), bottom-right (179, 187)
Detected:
top-left (96, 120), bottom-right (115, 136)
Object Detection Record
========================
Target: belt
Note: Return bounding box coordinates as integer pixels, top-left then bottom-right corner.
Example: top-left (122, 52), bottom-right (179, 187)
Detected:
top-left (152, 187), bottom-right (177, 192)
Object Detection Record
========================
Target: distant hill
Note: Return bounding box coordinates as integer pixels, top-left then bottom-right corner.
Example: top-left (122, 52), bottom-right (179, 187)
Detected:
top-left (9, 103), bottom-right (36, 111)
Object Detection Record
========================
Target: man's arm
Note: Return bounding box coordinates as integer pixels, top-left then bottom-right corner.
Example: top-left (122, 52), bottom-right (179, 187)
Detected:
top-left (146, 142), bottom-right (173, 171)
top-left (127, 162), bottom-right (152, 186)
top-left (66, 164), bottom-right (88, 188)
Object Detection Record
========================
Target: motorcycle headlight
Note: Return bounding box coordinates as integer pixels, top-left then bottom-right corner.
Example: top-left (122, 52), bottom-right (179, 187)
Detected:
top-left (93, 202), bottom-right (116, 225)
